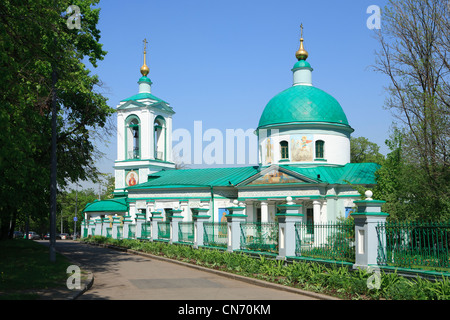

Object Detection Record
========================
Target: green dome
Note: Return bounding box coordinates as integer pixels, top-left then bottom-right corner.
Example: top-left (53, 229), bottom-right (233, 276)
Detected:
top-left (292, 60), bottom-right (312, 70)
top-left (258, 85), bottom-right (351, 129)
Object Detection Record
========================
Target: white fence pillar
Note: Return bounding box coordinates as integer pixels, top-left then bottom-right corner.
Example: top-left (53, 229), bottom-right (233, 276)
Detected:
top-left (192, 208), bottom-right (210, 248)
top-left (150, 211), bottom-right (163, 241)
top-left (276, 199), bottom-right (303, 259)
top-left (169, 209), bottom-right (184, 244)
top-left (225, 205), bottom-right (247, 252)
top-left (352, 191), bottom-right (389, 269)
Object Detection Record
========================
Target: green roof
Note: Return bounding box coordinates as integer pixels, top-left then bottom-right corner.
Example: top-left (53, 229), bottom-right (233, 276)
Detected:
top-left (83, 197), bottom-right (128, 213)
top-left (120, 92), bottom-right (168, 104)
top-left (127, 166), bottom-right (260, 190)
top-left (127, 163), bottom-right (379, 191)
top-left (258, 85), bottom-right (351, 129)
top-left (139, 76), bottom-right (152, 83)
top-left (292, 60), bottom-right (312, 70)
top-left (283, 163), bottom-right (380, 185)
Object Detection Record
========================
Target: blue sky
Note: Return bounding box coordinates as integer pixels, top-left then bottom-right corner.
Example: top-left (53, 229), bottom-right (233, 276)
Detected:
top-left (82, 0), bottom-right (392, 189)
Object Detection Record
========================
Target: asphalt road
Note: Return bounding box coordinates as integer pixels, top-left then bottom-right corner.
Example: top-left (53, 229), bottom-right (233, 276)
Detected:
top-left (38, 240), bottom-right (333, 301)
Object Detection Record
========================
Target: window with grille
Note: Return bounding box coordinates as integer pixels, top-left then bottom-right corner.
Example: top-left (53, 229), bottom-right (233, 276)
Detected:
top-left (280, 141), bottom-right (289, 159)
top-left (315, 140), bottom-right (324, 159)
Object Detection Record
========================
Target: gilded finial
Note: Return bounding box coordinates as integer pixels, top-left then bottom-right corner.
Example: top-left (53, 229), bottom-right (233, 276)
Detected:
top-left (295, 24), bottom-right (308, 61)
top-left (140, 38), bottom-right (150, 76)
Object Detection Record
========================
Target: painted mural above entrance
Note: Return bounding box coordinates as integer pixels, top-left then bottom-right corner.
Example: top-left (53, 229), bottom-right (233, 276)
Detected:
top-left (248, 168), bottom-right (302, 185)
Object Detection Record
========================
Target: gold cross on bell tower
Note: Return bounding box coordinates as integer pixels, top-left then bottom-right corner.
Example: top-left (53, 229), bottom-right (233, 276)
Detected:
top-left (143, 38), bottom-right (148, 54)
top-left (300, 23), bottom-right (304, 39)
top-left (140, 38), bottom-right (150, 76)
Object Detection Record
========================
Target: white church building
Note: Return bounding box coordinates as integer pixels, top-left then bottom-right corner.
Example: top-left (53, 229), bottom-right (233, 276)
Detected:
top-left (83, 32), bottom-right (379, 227)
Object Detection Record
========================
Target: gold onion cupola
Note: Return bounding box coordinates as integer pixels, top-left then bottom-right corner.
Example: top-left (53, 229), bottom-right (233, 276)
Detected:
top-left (140, 38), bottom-right (150, 76)
top-left (138, 38), bottom-right (152, 94)
top-left (295, 24), bottom-right (308, 61)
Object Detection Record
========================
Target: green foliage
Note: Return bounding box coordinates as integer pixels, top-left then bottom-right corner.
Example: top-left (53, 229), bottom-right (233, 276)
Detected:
top-left (0, 0), bottom-right (114, 239)
top-left (350, 136), bottom-right (385, 165)
top-left (373, 0), bottom-right (450, 221)
top-left (374, 129), bottom-right (450, 221)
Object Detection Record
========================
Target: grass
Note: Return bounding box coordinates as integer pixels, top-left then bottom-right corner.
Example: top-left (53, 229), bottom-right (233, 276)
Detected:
top-left (0, 239), bottom-right (73, 300)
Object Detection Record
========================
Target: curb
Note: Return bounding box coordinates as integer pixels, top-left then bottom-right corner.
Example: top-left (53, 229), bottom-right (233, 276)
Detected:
top-left (52, 243), bottom-right (95, 300)
top-left (70, 269), bottom-right (94, 300)
top-left (83, 241), bottom-right (339, 300)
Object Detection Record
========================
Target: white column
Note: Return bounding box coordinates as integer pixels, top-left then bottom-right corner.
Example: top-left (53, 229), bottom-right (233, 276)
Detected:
top-left (313, 200), bottom-right (321, 224)
top-left (245, 202), bottom-right (254, 222)
top-left (321, 201), bottom-right (328, 223)
top-left (129, 202), bottom-right (136, 221)
top-left (313, 200), bottom-right (324, 247)
top-left (180, 200), bottom-right (189, 221)
top-left (261, 201), bottom-right (269, 222)
top-left (140, 109), bottom-right (150, 159)
top-left (268, 202), bottom-right (276, 222)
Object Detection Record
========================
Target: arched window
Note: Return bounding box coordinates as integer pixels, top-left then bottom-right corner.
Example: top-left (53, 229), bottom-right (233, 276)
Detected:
top-left (154, 116), bottom-right (166, 161)
top-left (315, 140), bottom-right (325, 159)
top-left (126, 115), bottom-right (140, 159)
top-left (280, 140), bottom-right (289, 160)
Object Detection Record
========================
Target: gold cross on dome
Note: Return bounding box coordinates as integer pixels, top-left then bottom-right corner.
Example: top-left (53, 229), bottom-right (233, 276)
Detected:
top-left (300, 23), bottom-right (304, 38)
top-left (143, 38), bottom-right (148, 54)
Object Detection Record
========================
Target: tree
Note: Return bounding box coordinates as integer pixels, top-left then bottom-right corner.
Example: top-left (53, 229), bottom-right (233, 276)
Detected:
top-left (350, 136), bottom-right (385, 164)
top-left (58, 188), bottom-right (98, 235)
top-left (101, 174), bottom-right (116, 200)
top-left (372, 0), bottom-right (450, 220)
top-left (0, 0), bottom-right (114, 239)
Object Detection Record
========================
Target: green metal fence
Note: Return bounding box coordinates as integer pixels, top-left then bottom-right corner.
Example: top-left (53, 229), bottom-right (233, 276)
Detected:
top-left (157, 221), bottom-right (170, 241)
top-left (117, 226), bottom-right (123, 240)
top-left (295, 221), bottom-right (355, 263)
top-left (377, 221), bottom-right (450, 271)
top-left (106, 227), bottom-right (112, 239)
top-left (128, 224), bottom-right (136, 239)
top-left (141, 222), bottom-right (152, 239)
top-left (203, 222), bottom-right (228, 248)
top-left (240, 222), bottom-right (279, 254)
top-left (178, 222), bottom-right (195, 244)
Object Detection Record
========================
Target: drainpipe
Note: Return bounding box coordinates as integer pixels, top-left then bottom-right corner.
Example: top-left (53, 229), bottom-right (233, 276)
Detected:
top-left (210, 186), bottom-right (214, 224)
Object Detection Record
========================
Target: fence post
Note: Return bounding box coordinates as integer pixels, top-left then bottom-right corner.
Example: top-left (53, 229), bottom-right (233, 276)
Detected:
top-left (225, 204), bottom-right (247, 253)
top-left (94, 217), bottom-right (102, 236)
top-left (351, 190), bottom-right (389, 269)
top-left (150, 211), bottom-right (163, 241)
top-left (169, 209), bottom-right (184, 244)
top-left (112, 216), bottom-right (121, 239)
top-left (276, 198), bottom-right (303, 259)
top-left (135, 212), bottom-right (146, 239)
top-left (81, 219), bottom-right (87, 238)
top-left (102, 217), bottom-right (110, 237)
top-left (123, 214), bottom-right (133, 239)
top-left (88, 219), bottom-right (95, 236)
top-left (192, 207), bottom-right (210, 249)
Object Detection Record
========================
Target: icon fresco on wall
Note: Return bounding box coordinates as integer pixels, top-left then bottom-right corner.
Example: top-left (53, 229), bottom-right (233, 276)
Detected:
top-left (248, 169), bottom-right (301, 185)
top-left (126, 170), bottom-right (139, 186)
top-left (265, 138), bottom-right (274, 164)
top-left (291, 135), bottom-right (313, 162)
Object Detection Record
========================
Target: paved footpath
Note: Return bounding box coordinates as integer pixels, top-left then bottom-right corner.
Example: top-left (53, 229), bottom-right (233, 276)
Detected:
top-left (38, 240), bottom-right (336, 302)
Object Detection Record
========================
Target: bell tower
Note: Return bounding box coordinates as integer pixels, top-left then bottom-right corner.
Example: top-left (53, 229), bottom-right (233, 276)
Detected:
top-left (113, 39), bottom-right (175, 197)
